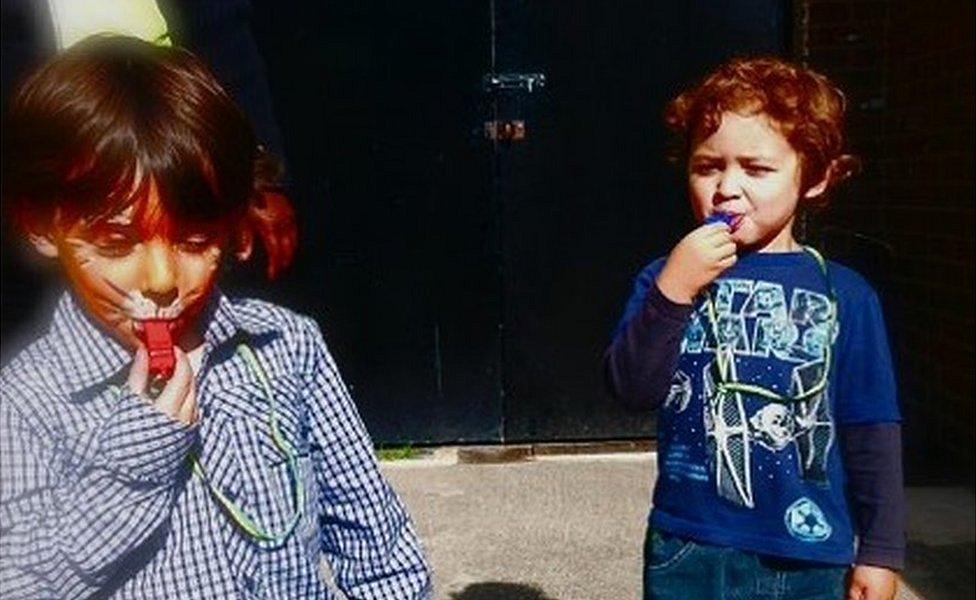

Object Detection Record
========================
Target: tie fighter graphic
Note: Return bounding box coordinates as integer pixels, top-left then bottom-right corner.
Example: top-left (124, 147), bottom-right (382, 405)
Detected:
top-left (791, 361), bottom-right (834, 483)
top-left (703, 351), bottom-right (834, 509)
top-left (665, 370), bottom-right (693, 412)
top-left (703, 347), bottom-right (754, 508)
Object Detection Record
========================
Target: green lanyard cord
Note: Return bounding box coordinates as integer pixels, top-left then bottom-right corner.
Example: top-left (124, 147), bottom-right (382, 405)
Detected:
top-left (188, 344), bottom-right (305, 545)
top-left (703, 246), bottom-right (837, 405)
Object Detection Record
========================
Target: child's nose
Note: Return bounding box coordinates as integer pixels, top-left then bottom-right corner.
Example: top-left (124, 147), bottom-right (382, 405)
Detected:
top-left (143, 241), bottom-right (178, 306)
top-left (715, 170), bottom-right (742, 201)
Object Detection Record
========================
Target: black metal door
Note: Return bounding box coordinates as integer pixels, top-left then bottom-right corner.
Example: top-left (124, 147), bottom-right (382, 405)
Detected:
top-left (251, 2), bottom-right (502, 444)
top-left (493, 1), bottom-right (792, 441)
top-left (252, 0), bottom-right (792, 444)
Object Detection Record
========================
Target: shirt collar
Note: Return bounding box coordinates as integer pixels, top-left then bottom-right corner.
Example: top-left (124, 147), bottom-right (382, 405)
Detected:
top-left (48, 289), bottom-right (281, 397)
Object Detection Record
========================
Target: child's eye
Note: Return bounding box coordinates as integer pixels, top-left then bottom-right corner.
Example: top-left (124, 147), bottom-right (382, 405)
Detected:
top-left (178, 235), bottom-right (215, 253)
top-left (745, 166), bottom-right (776, 176)
top-left (93, 236), bottom-right (137, 257)
top-left (691, 164), bottom-right (720, 176)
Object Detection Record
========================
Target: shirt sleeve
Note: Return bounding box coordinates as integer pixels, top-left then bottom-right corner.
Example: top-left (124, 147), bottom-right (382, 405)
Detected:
top-left (839, 422), bottom-right (906, 570)
top-left (299, 318), bottom-right (433, 600)
top-left (833, 286), bottom-right (901, 425)
top-left (0, 385), bottom-right (196, 599)
top-left (832, 281), bottom-right (905, 570)
top-left (604, 259), bottom-right (694, 411)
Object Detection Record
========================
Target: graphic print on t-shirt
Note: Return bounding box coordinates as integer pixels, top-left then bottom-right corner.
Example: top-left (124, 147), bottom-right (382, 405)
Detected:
top-left (784, 496), bottom-right (833, 542)
top-left (663, 278), bottom-right (837, 509)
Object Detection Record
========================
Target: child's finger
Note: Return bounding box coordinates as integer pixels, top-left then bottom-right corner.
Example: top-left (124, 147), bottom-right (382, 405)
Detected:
top-left (701, 232), bottom-right (734, 252)
top-left (700, 224), bottom-right (732, 242)
top-left (709, 234), bottom-right (732, 250)
top-left (127, 344), bottom-right (150, 396)
top-left (716, 241), bottom-right (737, 258)
top-left (716, 253), bottom-right (737, 269)
top-left (846, 584), bottom-right (865, 600)
top-left (154, 348), bottom-right (193, 421)
top-left (176, 379), bottom-right (198, 424)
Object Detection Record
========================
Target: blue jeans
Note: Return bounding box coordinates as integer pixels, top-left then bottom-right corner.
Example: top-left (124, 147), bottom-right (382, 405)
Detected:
top-left (643, 527), bottom-right (848, 599)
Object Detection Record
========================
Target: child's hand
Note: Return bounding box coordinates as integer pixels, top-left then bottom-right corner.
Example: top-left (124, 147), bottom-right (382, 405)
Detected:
top-left (656, 222), bottom-right (737, 304)
top-left (128, 345), bottom-right (199, 425)
top-left (847, 565), bottom-right (899, 600)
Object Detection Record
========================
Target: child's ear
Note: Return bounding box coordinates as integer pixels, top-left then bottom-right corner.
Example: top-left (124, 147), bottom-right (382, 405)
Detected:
top-left (803, 182), bottom-right (828, 202)
top-left (28, 232), bottom-right (60, 258)
top-left (235, 226), bottom-right (254, 262)
top-left (802, 164), bottom-right (833, 201)
top-left (803, 177), bottom-right (829, 200)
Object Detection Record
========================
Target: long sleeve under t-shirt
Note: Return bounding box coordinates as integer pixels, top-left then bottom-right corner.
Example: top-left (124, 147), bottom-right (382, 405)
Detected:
top-left (604, 253), bottom-right (906, 570)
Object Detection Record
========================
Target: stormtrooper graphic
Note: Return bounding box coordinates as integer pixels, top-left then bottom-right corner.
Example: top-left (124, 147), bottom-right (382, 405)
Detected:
top-left (749, 404), bottom-right (795, 452)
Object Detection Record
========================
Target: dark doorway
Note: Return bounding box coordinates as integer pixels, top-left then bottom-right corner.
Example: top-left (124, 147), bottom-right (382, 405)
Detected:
top-left (248, 1), bottom-right (790, 443)
top-left (249, 2), bottom-right (502, 443)
top-left (490, 1), bottom-right (792, 441)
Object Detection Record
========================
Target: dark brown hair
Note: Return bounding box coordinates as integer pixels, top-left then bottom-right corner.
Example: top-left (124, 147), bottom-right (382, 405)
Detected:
top-left (665, 56), bottom-right (859, 203)
top-left (2, 35), bottom-right (293, 273)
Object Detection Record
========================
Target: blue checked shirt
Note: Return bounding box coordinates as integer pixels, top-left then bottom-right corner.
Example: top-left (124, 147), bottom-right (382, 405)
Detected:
top-left (0, 292), bottom-right (432, 599)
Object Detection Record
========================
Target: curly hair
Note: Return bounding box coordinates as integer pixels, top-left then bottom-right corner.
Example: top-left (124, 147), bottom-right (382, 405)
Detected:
top-left (664, 56), bottom-right (859, 202)
top-left (2, 35), bottom-right (295, 277)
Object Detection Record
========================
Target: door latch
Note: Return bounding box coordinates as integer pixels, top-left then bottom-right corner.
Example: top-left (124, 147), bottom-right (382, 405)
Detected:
top-left (483, 72), bottom-right (546, 141)
top-left (484, 119), bottom-right (526, 141)
top-left (482, 72), bottom-right (547, 94)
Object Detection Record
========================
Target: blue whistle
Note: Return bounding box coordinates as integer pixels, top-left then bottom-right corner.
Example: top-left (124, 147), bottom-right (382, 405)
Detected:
top-left (704, 212), bottom-right (735, 227)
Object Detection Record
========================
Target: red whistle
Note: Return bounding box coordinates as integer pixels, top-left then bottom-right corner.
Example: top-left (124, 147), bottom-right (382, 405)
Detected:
top-left (141, 319), bottom-right (176, 380)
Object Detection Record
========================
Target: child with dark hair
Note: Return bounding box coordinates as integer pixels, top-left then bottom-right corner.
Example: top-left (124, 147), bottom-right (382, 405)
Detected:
top-left (0, 36), bottom-right (431, 599)
top-left (605, 57), bottom-right (904, 599)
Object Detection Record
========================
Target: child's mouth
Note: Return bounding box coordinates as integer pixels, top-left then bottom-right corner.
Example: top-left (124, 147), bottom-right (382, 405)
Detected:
top-left (114, 287), bottom-right (185, 321)
top-left (706, 212), bottom-right (744, 232)
top-left (727, 214), bottom-right (744, 232)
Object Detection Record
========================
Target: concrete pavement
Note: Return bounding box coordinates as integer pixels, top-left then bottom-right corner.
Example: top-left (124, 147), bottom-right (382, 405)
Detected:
top-left (377, 448), bottom-right (973, 600)
top-left (386, 451), bottom-right (651, 599)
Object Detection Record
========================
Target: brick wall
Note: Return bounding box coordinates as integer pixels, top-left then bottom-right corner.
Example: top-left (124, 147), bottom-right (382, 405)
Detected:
top-left (799, 1), bottom-right (974, 484)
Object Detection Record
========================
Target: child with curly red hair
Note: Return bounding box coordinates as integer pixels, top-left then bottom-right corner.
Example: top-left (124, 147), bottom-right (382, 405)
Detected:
top-left (606, 57), bottom-right (904, 599)
top-left (0, 35), bottom-right (431, 599)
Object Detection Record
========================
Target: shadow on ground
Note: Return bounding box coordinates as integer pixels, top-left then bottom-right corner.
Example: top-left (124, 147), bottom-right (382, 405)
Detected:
top-left (905, 541), bottom-right (974, 600)
top-left (449, 582), bottom-right (558, 600)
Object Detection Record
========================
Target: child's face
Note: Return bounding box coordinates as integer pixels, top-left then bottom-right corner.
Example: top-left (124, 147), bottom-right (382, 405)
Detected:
top-left (36, 183), bottom-right (226, 350)
top-left (688, 111), bottom-right (824, 252)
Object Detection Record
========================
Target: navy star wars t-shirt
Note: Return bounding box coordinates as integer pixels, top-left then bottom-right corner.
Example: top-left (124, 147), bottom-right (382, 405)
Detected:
top-left (613, 251), bottom-right (900, 565)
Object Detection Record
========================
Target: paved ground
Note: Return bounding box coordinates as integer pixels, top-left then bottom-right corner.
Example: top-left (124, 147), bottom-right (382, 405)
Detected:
top-left (902, 487), bottom-right (975, 600)
top-left (378, 449), bottom-right (974, 600)
top-left (385, 452), bottom-right (652, 600)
